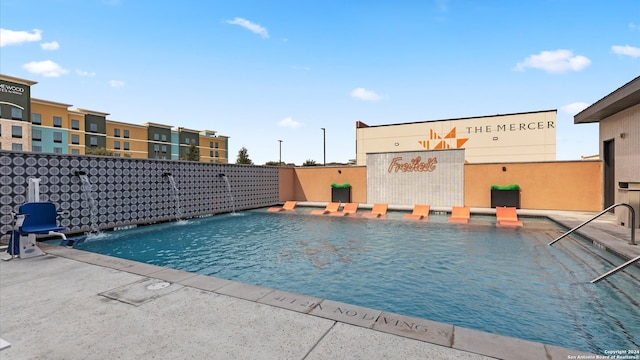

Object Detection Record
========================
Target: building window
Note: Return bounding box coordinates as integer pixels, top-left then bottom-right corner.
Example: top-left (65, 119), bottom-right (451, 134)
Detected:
top-left (114, 128), bottom-right (120, 137)
top-left (71, 134), bottom-right (80, 144)
top-left (161, 134), bottom-right (167, 141)
top-left (71, 149), bottom-right (80, 155)
top-left (89, 137), bottom-right (98, 146)
top-left (210, 151), bottom-right (214, 157)
top-left (114, 140), bottom-right (120, 149)
top-left (210, 141), bottom-right (213, 148)
top-left (71, 119), bottom-right (80, 130)
top-left (184, 137), bottom-right (190, 144)
top-left (53, 116), bottom-right (62, 127)
top-left (89, 123), bottom-right (98, 132)
top-left (154, 144), bottom-right (160, 151)
top-left (215, 142), bottom-right (219, 148)
top-left (161, 145), bottom-right (167, 153)
top-left (33, 145), bottom-right (42, 152)
top-left (114, 153), bottom-right (120, 158)
top-left (11, 125), bottom-right (22, 138)
top-left (12, 143), bottom-right (23, 151)
top-left (11, 108), bottom-right (23, 120)
top-left (215, 151), bottom-right (219, 158)
top-left (124, 142), bottom-right (130, 150)
top-left (32, 129), bottom-right (42, 141)
top-left (154, 133), bottom-right (160, 140)
top-left (53, 147), bottom-right (62, 154)
top-left (53, 132), bottom-right (63, 143)
top-left (32, 113), bottom-right (42, 124)
top-left (124, 129), bottom-right (130, 138)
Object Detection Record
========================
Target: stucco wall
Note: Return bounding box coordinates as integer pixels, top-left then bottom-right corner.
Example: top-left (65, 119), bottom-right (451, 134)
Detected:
top-left (280, 160), bottom-right (602, 211)
top-left (465, 161), bottom-right (602, 211)
top-left (279, 166), bottom-right (367, 203)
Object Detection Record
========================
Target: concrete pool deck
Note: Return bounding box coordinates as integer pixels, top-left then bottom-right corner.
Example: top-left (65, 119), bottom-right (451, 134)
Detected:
top-left (1, 207), bottom-right (637, 359)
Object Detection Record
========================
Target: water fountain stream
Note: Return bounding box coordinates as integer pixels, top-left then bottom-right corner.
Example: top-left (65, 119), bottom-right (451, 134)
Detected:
top-left (218, 173), bottom-right (236, 214)
top-left (76, 171), bottom-right (99, 234)
top-left (163, 173), bottom-right (184, 220)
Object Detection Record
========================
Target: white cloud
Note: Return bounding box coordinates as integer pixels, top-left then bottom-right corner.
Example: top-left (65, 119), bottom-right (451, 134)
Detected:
top-left (611, 45), bottom-right (640, 58)
top-left (22, 60), bottom-right (68, 77)
top-left (630, 22), bottom-right (639, 31)
top-left (561, 102), bottom-right (590, 115)
top-left (350, 87), bottom-right (383, 101)
top-left (109, 80), bottom-right (125, 88)
top-left (226, 17), bottom-right (269, 38)
top-left (40, 41), bottom-right (59, 51)
top-left (76, 69), bottom-right (96, 77)
top-left (277, 117), bottom-right (302, 128)
top-left (514, 49), bottom-right (591, 73)
top-left (0, 28), bottom-right (42, 47)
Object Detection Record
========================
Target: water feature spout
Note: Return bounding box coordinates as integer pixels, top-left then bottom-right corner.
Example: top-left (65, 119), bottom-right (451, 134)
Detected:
top-left (220, 174), bottom-right (235, 213)
top-left (77, 173), bottom-right (100, 234)
top-left (165, 174), bottom-right (184, 220)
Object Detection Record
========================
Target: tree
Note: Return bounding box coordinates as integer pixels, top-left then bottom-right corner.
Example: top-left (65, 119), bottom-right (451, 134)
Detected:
top-left (184, 143), bottom-right (200, 161)
top-left (85, 147), bottom-right (114, 156)
top-left (302, 159), bottom-right (317, 166)
top-left (264, 161), bottom-right (280, 166)
top-left (236, 147), bottom-right (253, 164)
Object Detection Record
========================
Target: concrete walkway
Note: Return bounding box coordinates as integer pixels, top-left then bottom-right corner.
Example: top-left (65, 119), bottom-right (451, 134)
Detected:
top-left (1, 208), bottom-right (636, 360)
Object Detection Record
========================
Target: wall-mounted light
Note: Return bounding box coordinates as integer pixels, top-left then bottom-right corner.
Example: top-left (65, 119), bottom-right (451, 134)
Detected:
top-left (493, 137), bottom-right (499, 141)
top-left (620, 133), bottom-right (627, 139)
top-left (338, 170), bottom-right (342, 174)
top-left (394, 142), bottom-right (399, 146)
top-left (502, 166), bottom-right (507, 172)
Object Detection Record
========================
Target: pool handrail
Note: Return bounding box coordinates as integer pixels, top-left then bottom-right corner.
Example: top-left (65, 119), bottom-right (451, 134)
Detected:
top-left (590, 255), bottom-right (640, 283)
top-left (548, 203), bottom-right (636, 246)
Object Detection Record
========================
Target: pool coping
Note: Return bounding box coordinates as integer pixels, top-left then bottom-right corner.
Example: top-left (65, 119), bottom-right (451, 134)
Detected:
top-left (36, 224), bottom-right (601, 360)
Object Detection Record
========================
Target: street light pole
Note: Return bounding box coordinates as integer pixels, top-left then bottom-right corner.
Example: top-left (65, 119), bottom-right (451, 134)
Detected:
top-left (278, 140), bottom-right (283, 166)
top-left (321, 128), bottom-right (326, 166)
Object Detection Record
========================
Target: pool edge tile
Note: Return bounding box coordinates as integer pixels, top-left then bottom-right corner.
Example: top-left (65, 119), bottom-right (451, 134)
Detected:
top-left (215, 281), bottom-right (275, 301)
top-left (452, 326), bottom-right (550, 360)
top-left (178, 274), bottom-right (232, 292)
top-left (257, 290), bottom-right (323, 314)
top-left (148, 268), bottom-right (198, 283)
top-left (308, 299), bottom-right (381, 328)
top-left (372, 311), bottom-right (453, 347)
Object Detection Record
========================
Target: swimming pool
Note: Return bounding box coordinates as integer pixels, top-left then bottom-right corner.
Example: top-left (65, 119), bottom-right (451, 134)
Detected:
top-left (71, 209), bottom-right (640, 353)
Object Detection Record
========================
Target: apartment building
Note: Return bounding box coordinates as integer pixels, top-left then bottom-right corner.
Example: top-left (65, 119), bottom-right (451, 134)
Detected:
top-left (0, 74), bottom-right (229, 163)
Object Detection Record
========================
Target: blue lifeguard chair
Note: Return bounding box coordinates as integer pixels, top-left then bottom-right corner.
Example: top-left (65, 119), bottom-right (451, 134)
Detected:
top-left (8, 202), bottom-right (68, 259)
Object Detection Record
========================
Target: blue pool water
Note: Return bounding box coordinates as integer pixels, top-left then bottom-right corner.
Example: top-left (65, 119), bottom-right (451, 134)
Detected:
top-left (72, 209), bottom-right (640, 353)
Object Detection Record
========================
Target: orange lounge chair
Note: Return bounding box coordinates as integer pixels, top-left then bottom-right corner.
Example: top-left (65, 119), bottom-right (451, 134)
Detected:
top-left (496, 207), bottom-right (524, 227)
top-left (362, 203), bottom-right (388, 218)
top-left (329, 202), bottom-right (359, 216)
top-left (403, 204), bottom-right (430, 220)
top-left (267, 201), bottom-right (297, 212)
top-left (448, 206), bottom-right (470, 223)
top-left (310, 202), bottom-right (341, 215)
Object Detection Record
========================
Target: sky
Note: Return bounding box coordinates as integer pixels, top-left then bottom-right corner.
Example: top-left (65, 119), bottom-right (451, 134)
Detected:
top-left (1, 0), bottom-right (639, 165)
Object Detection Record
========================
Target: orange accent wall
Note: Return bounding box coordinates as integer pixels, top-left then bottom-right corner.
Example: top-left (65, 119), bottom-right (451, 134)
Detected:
top-left (464, 161), bottom-right (602, 211)
top-left (280, 161), bottom-right (602, 211)
top-left (279, 166), bottom-right (367, 203)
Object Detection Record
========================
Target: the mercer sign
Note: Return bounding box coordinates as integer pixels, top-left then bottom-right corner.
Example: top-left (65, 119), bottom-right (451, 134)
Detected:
top-left (388, 156), bottom-right (437, 173)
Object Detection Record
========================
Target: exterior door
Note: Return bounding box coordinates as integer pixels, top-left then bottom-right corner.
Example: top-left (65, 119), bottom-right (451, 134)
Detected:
top-left (603, 139), bottom-right (615, 210)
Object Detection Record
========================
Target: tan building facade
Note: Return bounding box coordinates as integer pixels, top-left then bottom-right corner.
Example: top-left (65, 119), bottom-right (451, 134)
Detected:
top-left (356, 110), bottom-right (556, 165)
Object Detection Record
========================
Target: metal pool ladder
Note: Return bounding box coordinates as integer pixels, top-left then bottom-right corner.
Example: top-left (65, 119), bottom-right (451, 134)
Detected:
top-left (548, 203), bottom-right (638, 283)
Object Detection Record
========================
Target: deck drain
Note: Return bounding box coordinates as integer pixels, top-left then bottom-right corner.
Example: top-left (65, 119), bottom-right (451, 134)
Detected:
top-left (147, 281), bottom-right (171, 290)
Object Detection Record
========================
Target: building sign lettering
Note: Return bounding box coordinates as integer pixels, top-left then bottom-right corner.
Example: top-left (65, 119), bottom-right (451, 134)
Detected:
top-left (388, 156), bottom-right (437, 173)
top-left (0, 83), bottom-right (26, 95)
top-left (465, 121), bottom-right (555, 134)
